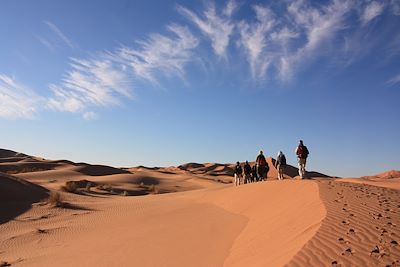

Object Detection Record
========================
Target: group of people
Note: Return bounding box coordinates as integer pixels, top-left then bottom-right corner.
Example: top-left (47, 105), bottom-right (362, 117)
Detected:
top-left (233, 140), bottom-right (309, 185)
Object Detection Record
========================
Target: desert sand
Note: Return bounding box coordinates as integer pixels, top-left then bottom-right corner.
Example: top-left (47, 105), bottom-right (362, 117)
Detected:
top-left (0, 148), bottom-right (399, 267)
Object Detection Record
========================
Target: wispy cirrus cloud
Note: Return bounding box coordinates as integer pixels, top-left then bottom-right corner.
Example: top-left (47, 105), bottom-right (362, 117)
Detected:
top-left (37, 20), bottom-right (74, 51)
top-left (361, 1), bottom-right (385, 25)
top-left (0, 74), bottom-right (43, 119)
top-left (276, 0), bottom-right (354, 81)
top-left (43, 20), bottom-right (74, 49)
top-left (35, 35), bottom-right (56, 52)
top-left (386, 73), bottom-right (400, 86)
top-left (7, 0), bottom-right (399, 121)
top-left (48, 57), bottom-right (132, 113)
top-left (116, 24), bottom-right (198, 84)
top-left (177, 0), bottom-right (236, 58)
top-left (238, 5), bottom-right (275, 80)
top-left (83, 111), bottom-right (99, 121)
top-left (47, 23), bottom-right (198, 117)
top-left (391, 0), bottom-right (400, 15)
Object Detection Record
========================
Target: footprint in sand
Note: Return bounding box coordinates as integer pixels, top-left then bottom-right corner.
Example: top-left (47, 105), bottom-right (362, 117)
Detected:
top-left (341, 220), bottom-right (350, 225)
top-left (373, 213), bottom-right (383, 220)
top-left (370, 245), bottom-right (387, 258)
top-left (342, 248), bottom-right (353, 256)
top-left (331, 260), bottom-right (341, 266)
top-left (348, 228), bottom-right (356, 234)
top-left (390, 240), bottom-right (398, 247)
top-left (36, 228), bottom-right (48, 234)
top-left (338, 237), bottom-right (350, 244)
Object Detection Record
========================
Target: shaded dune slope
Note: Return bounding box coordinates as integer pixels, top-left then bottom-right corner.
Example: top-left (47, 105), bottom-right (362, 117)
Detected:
top-left (0, 173), bottom-right (49, 224)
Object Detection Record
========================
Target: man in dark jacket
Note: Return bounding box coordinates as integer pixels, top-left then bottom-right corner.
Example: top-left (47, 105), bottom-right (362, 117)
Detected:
top-left (256, 151), bottom-right (269, 181)
top-left (275, 151), bottom-right (287, 180)
top-left (234, 161), bottom-right (243, 186)
top-left (243, 161), bottom-right (252, 184)
top-left (251, 164), bottom-right (258, 182)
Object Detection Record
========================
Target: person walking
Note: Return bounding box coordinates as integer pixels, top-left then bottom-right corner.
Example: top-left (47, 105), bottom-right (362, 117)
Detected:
top-left (234, 161), bottom-right (243, 186)
top-left (243, 161), bottom-right (252, 184)
top-left (295, 140), bottom-right (309, 179)
top-left (275, 151), bottom-right (287, 180)
top-left (256, 151), bottom-right (269, 181)
top-left (251, 163), bottom-right (258, 182)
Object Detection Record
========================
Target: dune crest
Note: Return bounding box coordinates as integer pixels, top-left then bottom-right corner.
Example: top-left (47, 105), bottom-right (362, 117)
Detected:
top-left (1, 148), bottom-right (399, 266)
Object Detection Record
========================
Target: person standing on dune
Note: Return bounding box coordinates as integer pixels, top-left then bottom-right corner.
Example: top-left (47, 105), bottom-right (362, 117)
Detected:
top-left (251, 164), bottom-right (258, 182)
top-left (243, 161), bottom-right (252, 184)
top-left (256, 151), bottom-right (269, 181)
top-left (295, 140), bottom-right (309, 179)
top-left (234, 161), bottom-right (243, 186)
top-left (275, 151), bottom-right (287, 180)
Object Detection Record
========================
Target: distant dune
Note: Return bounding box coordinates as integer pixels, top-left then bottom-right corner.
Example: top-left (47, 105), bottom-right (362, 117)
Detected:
top-left (0, 148), bottom-right (399, 266)
top-left (339, 169), bottom-right (400, 190)
top-left (362, 170), bottom-right (400, 180)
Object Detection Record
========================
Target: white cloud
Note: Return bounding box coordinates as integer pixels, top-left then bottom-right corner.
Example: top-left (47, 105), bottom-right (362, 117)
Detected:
top-left (48, 57), bottom-right (133, 112)
top-left (116, 24), bottom-right (198, 84)
top-left (361, 1), bottom-right (385, 25)
top-left (48, 23), bottom-right (197, 116)
top-left (178, 1), bottom-right (236, 58)
top-left (35, 35), bottom-right (55, 52)
top-left (238, 5), bottom-right (275, 80)
top-left (391, 0), bottom-right (400, 15)
top-left (83, 111), bottom-right (99, 121)
top-left (44, 20), bottom-right (74, 49)
top-left (13, 0), bottom-right (397, 121)
top-left (386, 73), bottom-right (400, 86)
top-left (0, 74), bottom-right (42, 119)
top-left (279, 0), bottom-right (353, 81)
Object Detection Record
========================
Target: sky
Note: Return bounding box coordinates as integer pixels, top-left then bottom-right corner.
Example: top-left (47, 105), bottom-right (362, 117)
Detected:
top-left (1, 0), bottom-right (399, 177)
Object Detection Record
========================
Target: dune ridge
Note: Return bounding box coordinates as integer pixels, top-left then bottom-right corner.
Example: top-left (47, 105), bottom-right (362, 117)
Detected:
top-left (1, 148), bottom-right (399, 266)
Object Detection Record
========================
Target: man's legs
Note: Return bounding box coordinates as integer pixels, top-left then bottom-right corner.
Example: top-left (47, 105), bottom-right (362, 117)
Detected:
top-left (258, 166), bottom-right (265, 181)
top-left (278, 165), bottom-right (283, 180)
top-left (298, 158), bottom-right (306, 179)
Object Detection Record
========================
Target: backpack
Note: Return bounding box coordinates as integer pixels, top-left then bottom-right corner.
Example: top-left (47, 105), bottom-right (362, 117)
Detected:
top-left (244, 164), bottom-right (252, 174)
top-left (297, 145), bottom-right (309, 158)
top-left (257, 155), bottom-right (267, 165)
top-left (278, 154), bottom-right (286, 166)
top-left (235, 165), bottom-right (242, 175)
top-left (302, 146), bottom-right (309, 158)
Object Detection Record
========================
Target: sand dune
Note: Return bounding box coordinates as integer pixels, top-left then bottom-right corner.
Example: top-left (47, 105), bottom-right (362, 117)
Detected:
top-left (340, 170), bottom-right (400, 190)
top-left (0, 172), bottom-right (48, 224)
top-left (0, 149), bottom-right (399, 266)
top-left (288, 179), bottom-right (400, 267)
top-left (0, 179), bottom-right (325, 266)
top-left (363, 170), bottom-right (400, 180)
top-left (178, 158), bottom-right (329, 180)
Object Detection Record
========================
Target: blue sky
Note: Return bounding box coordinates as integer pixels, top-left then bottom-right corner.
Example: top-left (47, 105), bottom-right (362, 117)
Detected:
top-left (1, 0), bottom-right (399, 177)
